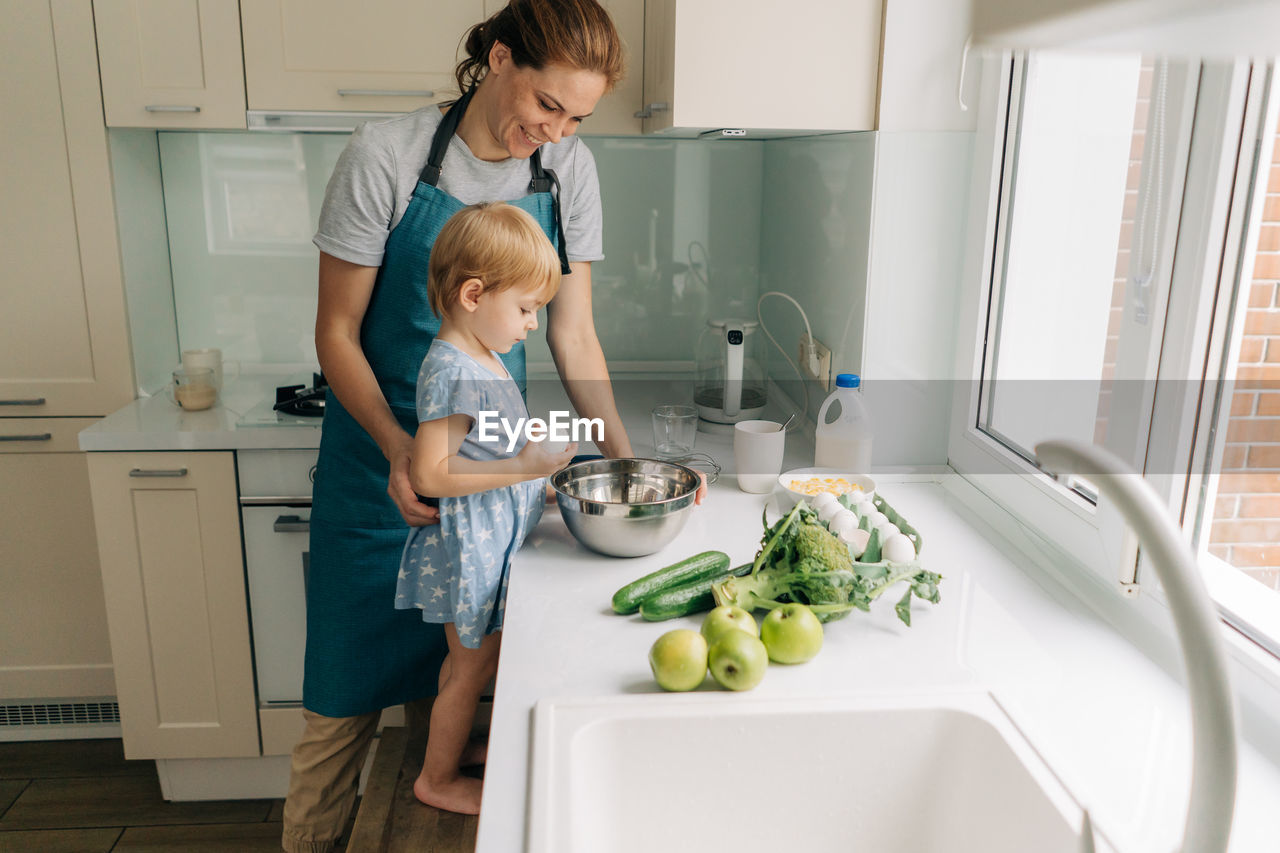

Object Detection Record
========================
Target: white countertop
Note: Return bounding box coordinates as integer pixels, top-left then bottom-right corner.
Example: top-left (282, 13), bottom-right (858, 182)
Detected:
top-left (76, 371), bottom-right (795, 458)
top-left (77, 373), bottom-right (1280, 850)
top-left (477, 476), bottom-right (1280, 853)
top-left (78, 372), bottom-right (323, 451)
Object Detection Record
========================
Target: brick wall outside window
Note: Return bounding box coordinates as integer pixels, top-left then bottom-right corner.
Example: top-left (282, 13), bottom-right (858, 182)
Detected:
top-left (1100, 66), bottom-right (1279, 590)
top-left (1211, 133), bottom-right (1280, 588)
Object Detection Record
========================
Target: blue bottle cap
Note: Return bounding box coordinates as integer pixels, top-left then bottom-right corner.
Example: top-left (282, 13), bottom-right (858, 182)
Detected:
top-left (835, 373), bottom-right (860, 388)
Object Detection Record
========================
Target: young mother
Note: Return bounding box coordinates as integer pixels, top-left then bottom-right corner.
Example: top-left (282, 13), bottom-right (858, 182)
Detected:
top-left (283, 1), bottom-right (637, 849)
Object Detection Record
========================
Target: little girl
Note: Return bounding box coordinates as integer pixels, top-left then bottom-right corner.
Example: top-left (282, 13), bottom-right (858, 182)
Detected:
top-left (397, 202), bottom-right (577, 815)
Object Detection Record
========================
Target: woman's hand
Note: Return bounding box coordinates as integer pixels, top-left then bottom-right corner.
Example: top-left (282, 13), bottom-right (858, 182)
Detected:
top-left (387, 432), bottom-right (441, 526)
top-left (518, 439), bottom-right (579, 479)
top-left (694, 471), bottom-right (708, 505)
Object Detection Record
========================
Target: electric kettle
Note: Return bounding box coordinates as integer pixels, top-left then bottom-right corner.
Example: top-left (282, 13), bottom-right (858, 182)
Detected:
top-left (693, 318), bottom-right (767, 425)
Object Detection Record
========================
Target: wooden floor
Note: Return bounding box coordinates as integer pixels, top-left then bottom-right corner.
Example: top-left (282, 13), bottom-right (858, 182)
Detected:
top-left (0, 737), bottom-right (314, 852)
top-left (0, 727), bottom-right (479, 853)
top-left (347, 727), bottom-right (478, 853)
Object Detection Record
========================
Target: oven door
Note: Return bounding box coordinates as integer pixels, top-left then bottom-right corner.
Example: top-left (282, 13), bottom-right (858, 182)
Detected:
top-left (241, 506), bottom-right (308, 705)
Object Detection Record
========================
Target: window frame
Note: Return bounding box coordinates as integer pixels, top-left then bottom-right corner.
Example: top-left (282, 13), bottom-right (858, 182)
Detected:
top-left (949, 52), bottom-right (1203, 595)
top-left (952, 52), bottom-right (1280, 658)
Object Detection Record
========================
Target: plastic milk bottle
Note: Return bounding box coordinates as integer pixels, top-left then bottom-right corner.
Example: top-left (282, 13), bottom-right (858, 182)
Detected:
top-left (814, 373), bottom-right (873, 472)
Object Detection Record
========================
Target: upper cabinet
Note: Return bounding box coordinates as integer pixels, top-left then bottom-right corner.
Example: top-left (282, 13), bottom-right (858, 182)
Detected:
top-left (238, 0), bottom-right (644, 134)
top-left (93, 0), bottom-right (247, 128)
top-left (582, 0), bottom-right (644, 135)
top-left (239, 0), bottom-right (487, 115)
top-left (638, 0), bottom-right (883, 135)
top-left (2, 0), bottom-right (133, 416)
top-left (91, 0), bottom-right (870, 136)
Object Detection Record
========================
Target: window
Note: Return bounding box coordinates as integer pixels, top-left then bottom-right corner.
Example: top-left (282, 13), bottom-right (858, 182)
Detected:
top-left (954, 53), bottom-right (1280, 653)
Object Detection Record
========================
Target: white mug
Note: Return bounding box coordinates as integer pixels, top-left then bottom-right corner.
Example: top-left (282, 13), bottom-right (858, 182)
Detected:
top-left (734, 419), bottom-right (786, 494)
top-left (181, 348), bottom-right (238, 391)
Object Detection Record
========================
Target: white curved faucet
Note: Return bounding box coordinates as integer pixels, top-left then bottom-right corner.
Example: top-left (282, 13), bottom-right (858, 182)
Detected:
top-left (1034, 440), bottom-right (1237, 853)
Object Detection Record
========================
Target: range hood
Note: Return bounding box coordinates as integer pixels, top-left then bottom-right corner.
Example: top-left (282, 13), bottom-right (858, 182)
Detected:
top-left (972, 0), bottom-right (1280, 58)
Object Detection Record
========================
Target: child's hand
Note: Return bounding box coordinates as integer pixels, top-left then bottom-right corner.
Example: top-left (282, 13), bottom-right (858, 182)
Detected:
top-left (518, 438), bottom-right (578, 479)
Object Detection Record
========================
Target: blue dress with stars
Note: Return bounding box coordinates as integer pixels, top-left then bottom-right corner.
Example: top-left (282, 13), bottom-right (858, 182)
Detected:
top-left (395, 339), bottom-right (545, 648)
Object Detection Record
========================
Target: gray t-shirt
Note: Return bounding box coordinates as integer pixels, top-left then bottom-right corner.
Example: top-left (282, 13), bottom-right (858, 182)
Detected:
top-left (314, 105), bottom-right (604, 268)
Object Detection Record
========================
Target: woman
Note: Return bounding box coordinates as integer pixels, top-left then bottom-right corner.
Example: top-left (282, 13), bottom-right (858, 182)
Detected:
top-left (282, 1), bottom-right (630, 848)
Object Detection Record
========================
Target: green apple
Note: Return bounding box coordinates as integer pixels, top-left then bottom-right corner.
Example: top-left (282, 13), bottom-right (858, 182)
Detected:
top-left (707, 630), bottom-right (769, 691)
top-left (648, 629), bottom-right (709, 692)
top-left (700, 605), bottom-right (758, 646)
top-left (759, 603), bottom-right (824, 664)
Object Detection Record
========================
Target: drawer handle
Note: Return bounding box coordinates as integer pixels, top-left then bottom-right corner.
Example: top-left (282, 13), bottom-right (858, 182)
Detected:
top-left (634, 101), bottom-right (670, 119)
top-left (274, 514), bottom-right (310, 533)
top-left (337, 89), bottom-right (434, 98)
top-left (145, 105), bottom-right (201, 112)
top-left (0, 398), bottom-right (45, 406)
top-left (129, 467), bottom-right (189, 478)
top-left (0, 433), bottom-right (52, 442)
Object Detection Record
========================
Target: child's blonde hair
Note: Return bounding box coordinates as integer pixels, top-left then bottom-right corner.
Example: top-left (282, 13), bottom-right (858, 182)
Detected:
top-left (428, 202), bottom-right (562, 319)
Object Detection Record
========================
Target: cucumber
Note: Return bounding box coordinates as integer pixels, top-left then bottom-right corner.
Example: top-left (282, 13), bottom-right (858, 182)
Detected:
top-left (638, 563), bottom-right (753, 621)
top-left (611, 550), bottom-right (730, 614)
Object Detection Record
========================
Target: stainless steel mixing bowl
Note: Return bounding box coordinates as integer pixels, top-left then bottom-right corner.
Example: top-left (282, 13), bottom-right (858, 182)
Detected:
top-left (551, 458), bottom-right (701, 557)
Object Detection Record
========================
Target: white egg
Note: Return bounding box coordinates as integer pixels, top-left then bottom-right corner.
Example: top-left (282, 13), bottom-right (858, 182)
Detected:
top-left (882, 533), bottom-right (916, 563)
top-left (875, 522), bottom-right (900, 540)
top-left (847, 487), bottom-right (865, 502)
top-left (810, 491), bottom-right (837, 509)
top-left (829, 510), bottom-right (859, 538)
top-left (867, 510), bottom-right (889, 529)
top-left (854, 499), bottom-right (876, 518)
top-left (839, 526), bottom-right (871, 558)
top-left (818, 501), bottom-right (844, 523)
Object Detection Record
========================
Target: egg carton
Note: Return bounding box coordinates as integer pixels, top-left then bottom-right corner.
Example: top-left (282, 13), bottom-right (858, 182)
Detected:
top-left (831, 492), bottom-right (924, 570)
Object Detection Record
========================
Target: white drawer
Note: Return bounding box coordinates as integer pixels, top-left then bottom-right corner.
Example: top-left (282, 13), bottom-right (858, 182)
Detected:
top-left (237, 449), bottom-right (319, 501)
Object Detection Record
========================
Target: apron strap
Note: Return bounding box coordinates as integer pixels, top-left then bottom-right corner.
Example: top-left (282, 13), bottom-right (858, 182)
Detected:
top-left (419, 86), bottom-right (475, 186)
top-left (530, 149), bottom-right (572, 276)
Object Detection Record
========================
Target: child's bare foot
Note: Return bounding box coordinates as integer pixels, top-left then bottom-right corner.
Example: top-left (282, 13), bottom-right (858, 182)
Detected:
top-left (413, 772), bottom-right (483, 815)
top-left (459, 737), bottom-right (488, 767)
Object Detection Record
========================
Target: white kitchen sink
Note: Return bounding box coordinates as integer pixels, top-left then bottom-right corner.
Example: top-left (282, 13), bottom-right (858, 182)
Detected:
top-left (528, 691), bottom-right (1097, 853)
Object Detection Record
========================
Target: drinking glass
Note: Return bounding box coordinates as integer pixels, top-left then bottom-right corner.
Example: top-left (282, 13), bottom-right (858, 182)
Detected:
top-left (651, 405), bottom-right (698, 459)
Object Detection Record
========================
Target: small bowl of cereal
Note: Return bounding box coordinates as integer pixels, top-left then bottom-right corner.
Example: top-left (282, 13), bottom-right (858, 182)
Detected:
top-left (775, 467), bottom-right (876, 512)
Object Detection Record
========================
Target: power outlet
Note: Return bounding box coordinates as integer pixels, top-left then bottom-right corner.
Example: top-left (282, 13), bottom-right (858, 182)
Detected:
top-left (798, 334), bottom-right (832, 389)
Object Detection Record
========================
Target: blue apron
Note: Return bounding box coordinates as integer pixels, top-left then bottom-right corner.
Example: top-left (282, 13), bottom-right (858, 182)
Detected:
top-left (304, 88), bottom-right (571, 717)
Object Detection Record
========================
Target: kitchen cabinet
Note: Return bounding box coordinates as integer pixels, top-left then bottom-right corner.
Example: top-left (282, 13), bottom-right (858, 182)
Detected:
top-left (1, 0), bottom-right (134, 416)
top-left (0, 420), bottom-right (114, 701)
top-left (1, 1), bottom-right (133, 712)
top-left (637, 0), bottom-right (882, 135)
top-left (239, 0), bottom-right (644, 134)
top-left (87, 451), bottom-right (259, 759)
top-left (239, 0), bottom-right (492, 115)
top-left (93, 0), bottom-right (247, 129)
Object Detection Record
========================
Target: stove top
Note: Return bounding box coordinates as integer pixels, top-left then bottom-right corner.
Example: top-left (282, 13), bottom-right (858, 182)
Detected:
top-left (237, 396), bottom-right (325, 428)
top-left (236, 372), bottom-right (327, 429)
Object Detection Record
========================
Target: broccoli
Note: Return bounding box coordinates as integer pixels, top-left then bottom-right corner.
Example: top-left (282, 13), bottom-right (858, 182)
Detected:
top-left (712, 499), bottom-right (942, 626)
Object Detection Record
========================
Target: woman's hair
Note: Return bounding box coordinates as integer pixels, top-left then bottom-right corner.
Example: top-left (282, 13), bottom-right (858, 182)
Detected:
top-left (455, 0), bottom-right (624, 93)
top-left (428, 202), bottom-right (562, 319)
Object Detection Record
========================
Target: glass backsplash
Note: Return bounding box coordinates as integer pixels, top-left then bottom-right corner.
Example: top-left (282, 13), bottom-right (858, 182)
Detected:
top-left (157, 130), bottom-right (766, 372)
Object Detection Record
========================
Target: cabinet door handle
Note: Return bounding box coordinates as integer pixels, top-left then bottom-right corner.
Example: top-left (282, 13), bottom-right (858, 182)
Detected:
top-left (144, 105), bottom-right (201, 112)
top-left (128, 467), bottom-right (189, 478)
top-left (634, 102), bottom-right (670, 118)
top-left (0, 433), bottom-right (51, 442)
top-left (0, 398), bottom-right (46, 406)
top-left (273, 514), bottom-right (311, 533)
top-left (337, 89), bottom-right (434, 98)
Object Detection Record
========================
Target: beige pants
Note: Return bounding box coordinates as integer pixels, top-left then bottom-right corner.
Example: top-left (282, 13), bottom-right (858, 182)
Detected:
top-left (281, 700), bottom-right (432, 853)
